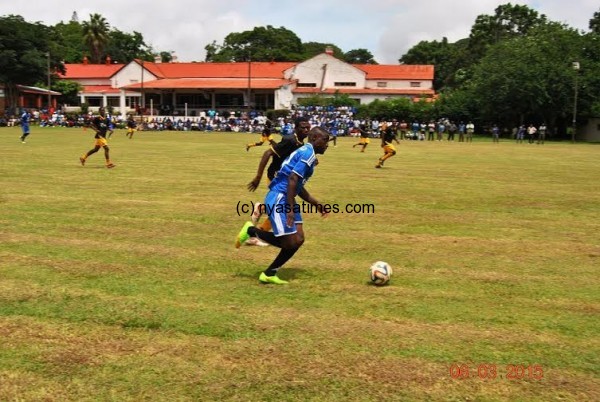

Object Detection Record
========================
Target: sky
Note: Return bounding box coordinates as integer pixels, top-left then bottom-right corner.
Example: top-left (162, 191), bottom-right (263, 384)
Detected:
top-left (1, 0), bottom-right (597, 64)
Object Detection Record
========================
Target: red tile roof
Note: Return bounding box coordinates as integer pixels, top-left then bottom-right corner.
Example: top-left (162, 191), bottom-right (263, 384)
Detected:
top-left (81, 85), bottom-right (122, 94)
top-left (356, 65), bottom-right (434, 80)
top-left (122, 78), bottom-right (292, 90)
top-left (138, 61), bottom-right (297, 79)
top-left (17, 85), bottom-right (61, 95)
top-left (60, 64), bottom-right (125, 79)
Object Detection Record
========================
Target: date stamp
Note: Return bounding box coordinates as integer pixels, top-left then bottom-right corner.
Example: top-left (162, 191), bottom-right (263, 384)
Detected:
top-left (449, 363), bottom-right (544, 380)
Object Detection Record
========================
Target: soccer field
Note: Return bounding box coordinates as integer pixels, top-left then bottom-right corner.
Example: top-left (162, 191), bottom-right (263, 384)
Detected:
top-left (1, 127), bottom-right (599, 401)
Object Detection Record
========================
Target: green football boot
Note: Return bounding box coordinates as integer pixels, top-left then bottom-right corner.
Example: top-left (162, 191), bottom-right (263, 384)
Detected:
top-left (259, 272), bottom-right (288, 285)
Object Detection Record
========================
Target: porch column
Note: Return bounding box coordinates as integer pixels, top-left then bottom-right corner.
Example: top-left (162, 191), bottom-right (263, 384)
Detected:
top-left (119, 90), bottom-right (127, 116)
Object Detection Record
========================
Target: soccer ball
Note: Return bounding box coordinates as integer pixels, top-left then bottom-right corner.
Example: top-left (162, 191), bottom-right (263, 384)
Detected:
top-left (370, 261), bottom-right (392, 286)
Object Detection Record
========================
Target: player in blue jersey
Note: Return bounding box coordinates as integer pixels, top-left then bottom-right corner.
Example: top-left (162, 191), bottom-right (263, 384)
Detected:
top-left (19, 109), bottom-right (31, 143)
top-left (236, 126), bottom-right (331, 284)
top-left (106, 112), bottom-right (115, 139)
top-left (244, 116), bottom-right (311, 244)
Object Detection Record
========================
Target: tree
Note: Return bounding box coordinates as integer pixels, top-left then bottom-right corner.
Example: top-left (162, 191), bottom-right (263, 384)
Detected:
top-left (159, 51), bottom-right (174, 63)
top-left (468, 3), bottom-right (547, 63)
top-left (204, 26), bottom-right (304, 62)
top-left (105, 29), bottom-right (152, 63)
top-left (302, 42), bottom-right (343, 59)
top-left (50, 79), bottom-right (82, 106)
top-left (468, 22), bottom-right (583, 135)
top-left (54, 20), bottom-right (84, 63)
top-left (400, 37), bottom-right (468, 90)
top-left (589, 8), bottom-right (600, 33)
top-left (81, 13), bottom-right (109, 63)
top-left (0, 15), bottom-right (64, 110)
top-left (343, 49), bottom-right (377, 64)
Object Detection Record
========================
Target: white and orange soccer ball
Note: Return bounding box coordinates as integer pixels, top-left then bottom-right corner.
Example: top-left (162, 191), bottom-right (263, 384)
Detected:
top-left (370, 261), bottom-right (392, 286)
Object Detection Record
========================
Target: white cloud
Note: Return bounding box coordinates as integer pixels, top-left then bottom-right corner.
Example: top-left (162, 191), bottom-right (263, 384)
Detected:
top-left (0, 0), bottom-right (596, 65)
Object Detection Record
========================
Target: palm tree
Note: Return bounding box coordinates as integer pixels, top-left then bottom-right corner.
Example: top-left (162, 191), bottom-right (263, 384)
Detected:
top-left (82, 13), bottom-right (109, 64)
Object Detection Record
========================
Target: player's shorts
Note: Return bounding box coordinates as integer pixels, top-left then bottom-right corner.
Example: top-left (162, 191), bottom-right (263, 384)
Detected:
top-left (21, 124), bottom-right (30, 134)
top-left (261, 134), bottom-right (274, 143)
top-left (127, 127), bottom-right (135, 134)
top-left (95, 138), bottom-right (108, 147)
top-left (359, 137), bottom-right (370, 144)
top-left (264, 190), bottom-right (302, 237)
top-left (383, 143), bottom-right (396, 153)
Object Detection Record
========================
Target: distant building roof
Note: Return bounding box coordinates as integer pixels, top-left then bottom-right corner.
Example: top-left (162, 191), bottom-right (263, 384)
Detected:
top-left (123, 78), bottom-right (292, 90)
top-left (60, 60), bottom-right (434, 82)
top-left (16, 85), bottom-right (61, 95)
top-left (136, 60), bottom-right (297, 79)
top-left (60, 64), bottom-right (125, 79)
top-left (356, 65), bottom-right (434, 80)
top-left (80, 85), bottom-right (122, 94)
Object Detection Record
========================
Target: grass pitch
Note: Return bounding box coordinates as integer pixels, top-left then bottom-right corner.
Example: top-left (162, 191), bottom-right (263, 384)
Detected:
top-left (1, 127), bottom-right (599, 401)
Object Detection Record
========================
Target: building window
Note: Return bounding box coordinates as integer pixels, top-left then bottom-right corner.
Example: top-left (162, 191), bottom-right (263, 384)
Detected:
top-left (410, 82), bottom-right (421, 87)
top-left (297, 83), bottom-right (317, 87)
top-left (130, 79), bottom-right (139, 84)
top-left (107, 97), bottom-right (120, 107)
top-left (215, 93), bottom-right (244, 108)
top-left (86, 97), bottom-right (102, 106)
top-left (334, 82), bottom-right (356, 87)
top-left (377, 82), bottom-right (387, 87)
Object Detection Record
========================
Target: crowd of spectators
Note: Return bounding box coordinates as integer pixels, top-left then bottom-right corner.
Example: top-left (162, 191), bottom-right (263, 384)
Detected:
top-left (1, 106), bottom-right (550, 143)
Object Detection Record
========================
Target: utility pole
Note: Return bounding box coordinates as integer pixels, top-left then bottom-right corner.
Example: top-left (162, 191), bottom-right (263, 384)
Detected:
top-left (47, 52), bottom-right (52, 110)
top-left (140, 59), bottom-right (144, 116)
top-left (572, 61), bottom-right (580, 144)
top-left (247, 51), bottom-right (252, 112)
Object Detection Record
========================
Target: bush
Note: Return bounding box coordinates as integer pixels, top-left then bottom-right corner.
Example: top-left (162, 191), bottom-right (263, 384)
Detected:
top-left (266, 109), bottom-right (289, 121)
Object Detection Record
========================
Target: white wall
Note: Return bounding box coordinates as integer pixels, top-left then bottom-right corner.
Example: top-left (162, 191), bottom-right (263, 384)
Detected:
top-left (365, 79), bottom-right (432, 90)
top-left (285, 54), bottom-right (366, 90)
top-left (275, 85), bottom-right (294, 109)
top-left (113, 61), bottom-right (157, 89)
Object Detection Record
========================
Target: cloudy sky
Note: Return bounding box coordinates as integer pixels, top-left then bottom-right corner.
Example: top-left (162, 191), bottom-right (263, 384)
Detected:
top-left (1, 0), bottom-right (597, 64)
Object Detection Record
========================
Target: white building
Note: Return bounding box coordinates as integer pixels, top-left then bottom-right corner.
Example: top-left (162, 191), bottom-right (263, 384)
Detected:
top-left (58, 50), bottom-right (434, 116)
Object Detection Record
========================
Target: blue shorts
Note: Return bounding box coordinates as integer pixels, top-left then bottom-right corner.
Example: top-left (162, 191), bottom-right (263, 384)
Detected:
top-left (264, 190), bottom-right (302, 237)
top-left (21, 124), bottom-right (30, 134)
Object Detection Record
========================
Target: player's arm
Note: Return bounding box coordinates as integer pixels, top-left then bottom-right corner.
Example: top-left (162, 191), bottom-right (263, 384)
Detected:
top-left (247, 148), bottom-right (275, 192)
top-left (298, 187), bottom-right (328, 217)
top-left (89, 122), bottom-right (100, 134)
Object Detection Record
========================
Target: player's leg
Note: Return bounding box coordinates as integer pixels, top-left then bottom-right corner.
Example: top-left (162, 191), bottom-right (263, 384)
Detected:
top-left (245, 203), bottom-right (269, 246)
top-left (20, 126), bottom-right (30, 142)
top-left (258, 223), bottom-right (303, 284)
top-left (381, 150), bottom-right (396, 163)
top-left (103, 145), bottom-right (115, 168)
top-left (80, 145), bottom-right (101, 165)
top-left (376, 146), bottom-right (396, 168)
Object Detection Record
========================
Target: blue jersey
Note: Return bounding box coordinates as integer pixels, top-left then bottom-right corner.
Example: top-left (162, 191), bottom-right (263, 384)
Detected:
top-left (281, 122), bottom-right (294, 136)
top-left (269, 143), bottom-right (317, 196)
top-left (21, 111), bottom-right (30, 126)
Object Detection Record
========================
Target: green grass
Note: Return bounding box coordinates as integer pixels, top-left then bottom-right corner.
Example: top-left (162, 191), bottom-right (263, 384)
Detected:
top-left (1, 127), bottom-right (599, 401)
